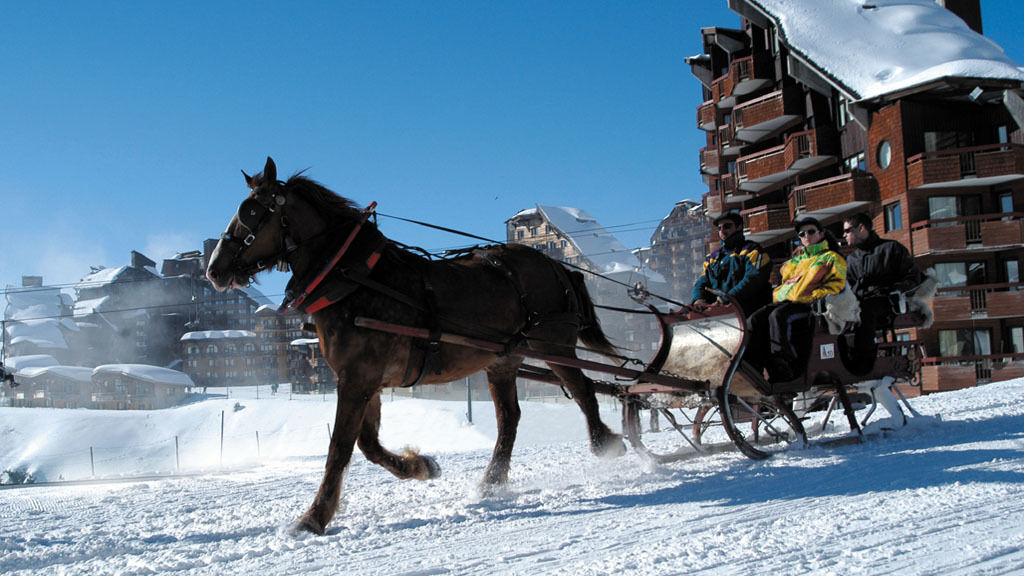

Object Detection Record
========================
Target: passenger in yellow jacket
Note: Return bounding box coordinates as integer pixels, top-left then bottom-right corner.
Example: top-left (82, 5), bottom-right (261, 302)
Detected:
top-left (746, 216), bottom-right (847, 382)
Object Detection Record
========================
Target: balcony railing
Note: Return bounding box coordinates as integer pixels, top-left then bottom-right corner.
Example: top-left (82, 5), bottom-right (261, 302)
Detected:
top-left (906, 143), bottom-right (1024, 188)
top-left (790, 174), bottom-right (877, 214)
top-left (910, 212), bottom-right (1024, 254)
top-left (921, 353), bottom-right (1024, 390)
top-left (932, 281), bottom-right (1024, 319)
top-left (698, 101), bottom-right (716, 131)
top-left (742, 204), bottom-right (791, 234)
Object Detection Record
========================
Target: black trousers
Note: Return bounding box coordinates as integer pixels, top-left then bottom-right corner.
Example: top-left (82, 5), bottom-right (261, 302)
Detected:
top-left (745, 301), bottom-right (812, 374)
top-left (850, 296), bottom-right (894, 365)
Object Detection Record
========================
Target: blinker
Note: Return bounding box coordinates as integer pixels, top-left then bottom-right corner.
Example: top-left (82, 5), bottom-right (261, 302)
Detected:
top-left (238, 198), bottom-right (273, 231)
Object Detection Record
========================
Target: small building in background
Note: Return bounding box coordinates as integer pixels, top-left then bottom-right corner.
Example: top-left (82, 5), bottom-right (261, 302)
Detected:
top-left (180, 330), bottom-right (266, 389)
top-left (91, 364), bottom-right (194, 410)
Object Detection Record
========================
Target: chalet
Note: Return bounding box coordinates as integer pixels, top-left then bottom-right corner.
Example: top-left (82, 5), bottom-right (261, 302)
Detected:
top-left (91, 364), bottom-right (194, 410)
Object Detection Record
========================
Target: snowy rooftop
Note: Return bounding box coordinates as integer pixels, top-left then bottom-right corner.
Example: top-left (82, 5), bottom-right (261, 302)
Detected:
top-left (92, 364), bottom-right (194, 387)
top-left (4, 354), bottom-right (59, 371)
top-left (537, 205), bottom-right (647, 277)
top-left (6, 318), bottom-right (71, 350)
top-left (181, 330), bottom-right (258, 341)
top-left (16, 365), bottom-right (94, 383)
top-left (748, 0), bottom-right (1024, 101)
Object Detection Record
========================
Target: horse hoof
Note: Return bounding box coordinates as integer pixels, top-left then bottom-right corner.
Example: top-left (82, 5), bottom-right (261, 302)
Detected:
top-left (291, 514), bottom-right (326, 536)
top-left (595, 435), bottom-right (627, 459)
top-left (422, 455), bottom-right (441, 479)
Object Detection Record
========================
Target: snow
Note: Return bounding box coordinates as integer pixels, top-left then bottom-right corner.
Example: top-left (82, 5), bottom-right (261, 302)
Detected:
top-left (750, 0), bottom-right (1024, 100)
top-left (3, 355), bottom-right (59, 371)
top-left (3, 379), bottom-right (1024, 574)
top-left (92, 364), bottom-right (195, 387)
top-left (180, 330), bottom-right (258, 341)
top-left (538, 205), bottom-right (664, 281)
top-left (16, 365), bottom-right (93, 383)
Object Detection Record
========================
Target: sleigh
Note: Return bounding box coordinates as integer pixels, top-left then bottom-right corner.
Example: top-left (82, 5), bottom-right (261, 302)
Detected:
top-left (355, 287), bottom-right (928, 462)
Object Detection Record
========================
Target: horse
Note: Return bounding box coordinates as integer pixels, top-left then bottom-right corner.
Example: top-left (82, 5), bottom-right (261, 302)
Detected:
top-left (206, 157), bottom-right (625, 534)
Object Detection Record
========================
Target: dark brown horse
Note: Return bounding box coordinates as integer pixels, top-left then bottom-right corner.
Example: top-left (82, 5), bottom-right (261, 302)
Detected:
top-left (207, 157), bottom-right (624, 534)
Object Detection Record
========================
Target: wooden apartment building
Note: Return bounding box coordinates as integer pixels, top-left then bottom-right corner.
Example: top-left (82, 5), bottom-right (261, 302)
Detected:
top-left (690, 0), bottom-right (1024, 392)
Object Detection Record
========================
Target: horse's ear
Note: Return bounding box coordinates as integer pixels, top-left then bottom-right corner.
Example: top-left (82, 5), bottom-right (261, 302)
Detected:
top-left (264, 157), bottom-right (277, 183)
top-left (241, 169), bottom-right (254, 189)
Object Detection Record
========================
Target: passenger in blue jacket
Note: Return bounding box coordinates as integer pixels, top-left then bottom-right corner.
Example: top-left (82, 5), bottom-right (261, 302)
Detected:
top-left (691, 212), bottom-right (772, 316)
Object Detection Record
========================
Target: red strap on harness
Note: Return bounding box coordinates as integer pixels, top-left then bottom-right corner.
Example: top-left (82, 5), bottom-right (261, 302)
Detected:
top-left (283, 202), bottom-right (377, 313)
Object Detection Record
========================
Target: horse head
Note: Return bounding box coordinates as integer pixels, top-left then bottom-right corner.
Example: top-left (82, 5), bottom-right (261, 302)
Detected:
top-left (207, 157), bottom-right (292, 291)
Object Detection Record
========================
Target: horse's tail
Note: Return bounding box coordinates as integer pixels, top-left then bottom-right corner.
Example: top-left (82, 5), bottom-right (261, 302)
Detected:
top-left (565, 269), bottom-right (618, 358)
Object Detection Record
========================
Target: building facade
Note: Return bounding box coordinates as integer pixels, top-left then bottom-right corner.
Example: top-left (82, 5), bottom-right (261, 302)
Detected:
top-left (690, 0), bottom-right (1024, 393)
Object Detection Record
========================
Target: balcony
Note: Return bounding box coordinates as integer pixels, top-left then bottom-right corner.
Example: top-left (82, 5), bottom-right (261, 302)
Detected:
top-left (698, 101), bottom-right (716, 131)
top-left (718, 124), bottom-right (742, 158)
top-left (910, 212), bottom-right (1024, 255)
top-left (921, 354), bottom-right (1024, 392)
top-left (931, 282), bottom-right (1024, 321)
top-left (700, 146), bottom-right (722, 176)
top-left (907, 143), bottom-right (1024, 189)
top-left (733, 87), bottom-right (804, 144)
top-left (736, 127), bottom-right (838, 196)
top-left (742, 203), bottom-right (791, 235)
top-left (790, 174), bottom-right (877, 215)
top-left (713, 51), bottom-right (774, 109)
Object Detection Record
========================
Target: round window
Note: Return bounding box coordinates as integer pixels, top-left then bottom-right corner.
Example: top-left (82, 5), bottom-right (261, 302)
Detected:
top-left (877, 140), bottom-right (892, 169)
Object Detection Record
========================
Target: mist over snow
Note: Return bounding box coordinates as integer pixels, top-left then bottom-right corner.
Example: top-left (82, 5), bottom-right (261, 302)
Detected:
top-left (2, 379), bottom-right (1024, 575)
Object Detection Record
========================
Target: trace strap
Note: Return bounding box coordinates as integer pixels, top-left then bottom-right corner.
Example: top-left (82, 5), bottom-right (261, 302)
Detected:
top-left (280, 201), bottom-right (379, 313)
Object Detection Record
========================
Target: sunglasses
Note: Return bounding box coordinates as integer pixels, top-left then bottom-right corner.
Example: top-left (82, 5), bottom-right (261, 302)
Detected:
top-left (842, 227), bottom-right (858, 235)
top-left (797, 228), bottom-right (820, 238)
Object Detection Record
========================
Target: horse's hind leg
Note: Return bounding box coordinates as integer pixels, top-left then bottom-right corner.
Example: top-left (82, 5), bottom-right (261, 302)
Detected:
top-left (357, 391), bottom-right (440, 480)
top-left (481, 356), bottom-right (523, 486)
top-left (548, 363), bottom-right (626, 459)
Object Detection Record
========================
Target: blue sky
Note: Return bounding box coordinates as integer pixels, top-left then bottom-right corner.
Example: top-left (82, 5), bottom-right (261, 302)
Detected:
top-left (2, 1), bottom-right (1023, 304)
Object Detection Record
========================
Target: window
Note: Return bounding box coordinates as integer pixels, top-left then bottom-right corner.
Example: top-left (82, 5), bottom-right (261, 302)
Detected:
top-left (939, 328), bottom-right (991, 358)
top-left (844, 152), bottom-right (865, 173)
top-left (1010, 327), bottom-right (1024, 354)
top-left (1000, 193), bottom-right (1014, 214)
top-left (934, 261), bottom-right (986, 288)
top-left (884, 202), bottom-right (903, 232)
top-left (876, 140), bottom-right (892, 169)
top-left (1005, 259), bottom-right (1020, 285)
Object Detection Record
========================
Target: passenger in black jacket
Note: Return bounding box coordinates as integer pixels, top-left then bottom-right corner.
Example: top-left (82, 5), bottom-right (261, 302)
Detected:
top-left (842, 212), bottom-right (920, 367)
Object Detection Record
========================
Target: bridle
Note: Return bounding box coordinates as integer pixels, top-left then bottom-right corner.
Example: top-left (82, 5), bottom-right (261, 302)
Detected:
top-left (219, 182), bottom-right (298, 285)
top-left (218, 180), bottom-right (383, 313)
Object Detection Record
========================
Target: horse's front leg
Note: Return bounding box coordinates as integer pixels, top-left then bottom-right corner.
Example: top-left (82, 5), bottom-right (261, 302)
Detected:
top-left (357, 391), bottom-right (440, 480)
top-left (481, 358), bottom-right (522, 487)
top-left (294, 385), bottom-right (371, 535)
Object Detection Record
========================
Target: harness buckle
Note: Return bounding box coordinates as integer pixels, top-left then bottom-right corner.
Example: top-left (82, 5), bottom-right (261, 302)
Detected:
top-left (243, 233), bottom-right (256, 246)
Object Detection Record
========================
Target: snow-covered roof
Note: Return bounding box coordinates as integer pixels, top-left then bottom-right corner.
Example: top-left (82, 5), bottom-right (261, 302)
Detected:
top-left (181, 330), bottom-right (258, 341)
top-left (748, 0), bottom-right (1024, 101)
top-left (290, 338), bottom-right (320, 347)
top-left (17, 365), bottom-right (94, 383)
top-left (73, 295), bottom-right (111, 317)
top-left (5, 318), bottom-right (72, 350)
top-left (537, 205), bottom-right (651, 277)
top-left (5, 354), bottom-right (60, 371)
top-left (78, 266), bottom-right (129, 287)
top-left (92, 364), bottom-right (194, 387)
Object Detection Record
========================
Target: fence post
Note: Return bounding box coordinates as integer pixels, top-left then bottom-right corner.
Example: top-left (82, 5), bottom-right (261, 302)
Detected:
top-left (256, 430), bottom-right (261, 458)
top-left (220, 410), bottom-right (225, 467)
top-left (175, 436), bottom-right (180, 473)
top-left (90, 447), bottom-right (95, 477)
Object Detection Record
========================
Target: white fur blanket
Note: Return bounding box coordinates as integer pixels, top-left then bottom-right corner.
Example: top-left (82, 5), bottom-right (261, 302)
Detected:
top-left (823, 267), bottom-right (938, 334)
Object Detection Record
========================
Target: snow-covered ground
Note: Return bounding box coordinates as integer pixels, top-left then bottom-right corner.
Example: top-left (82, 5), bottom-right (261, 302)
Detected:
top-left (2, 380), bottom-right (1024, 575)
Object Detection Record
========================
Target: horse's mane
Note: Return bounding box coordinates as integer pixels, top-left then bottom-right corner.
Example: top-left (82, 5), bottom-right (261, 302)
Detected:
top-left (282, 174), bottom-right (362, 220)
